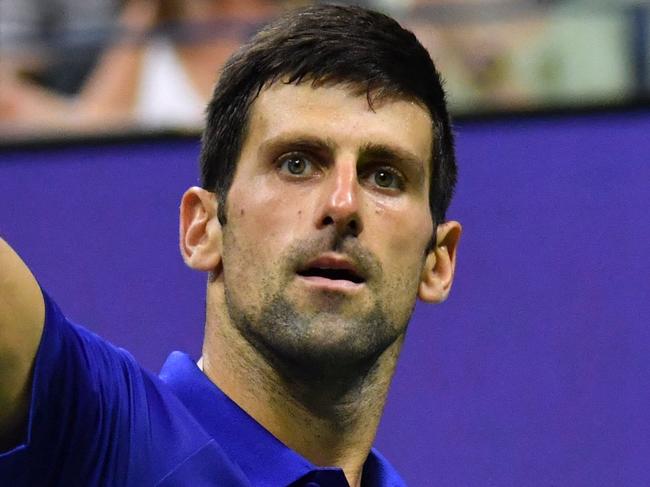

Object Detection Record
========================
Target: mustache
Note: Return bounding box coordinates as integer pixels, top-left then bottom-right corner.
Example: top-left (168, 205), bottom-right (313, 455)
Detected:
top-left (284, 231), bottom-right (382, 281)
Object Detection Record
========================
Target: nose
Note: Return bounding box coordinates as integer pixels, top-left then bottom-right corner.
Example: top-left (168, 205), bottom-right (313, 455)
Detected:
top-left (316, 158), bottom-right (363, 237)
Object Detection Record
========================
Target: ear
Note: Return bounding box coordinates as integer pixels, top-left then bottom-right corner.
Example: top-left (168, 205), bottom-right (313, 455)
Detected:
top-left (179, 187), bottom-right (223, 274)
top-left (418, 220), bottom-right (462, 303)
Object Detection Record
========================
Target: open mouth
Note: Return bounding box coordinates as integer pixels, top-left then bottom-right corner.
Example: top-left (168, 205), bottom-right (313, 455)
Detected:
top-left (297, 267), bottom-right (365, 284)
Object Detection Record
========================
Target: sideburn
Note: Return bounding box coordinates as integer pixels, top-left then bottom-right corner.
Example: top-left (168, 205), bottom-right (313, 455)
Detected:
top-left (217, 193), bottom-right (228, 226)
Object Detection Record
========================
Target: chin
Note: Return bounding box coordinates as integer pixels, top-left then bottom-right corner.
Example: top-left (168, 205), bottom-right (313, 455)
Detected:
top-left (226, 287), bottom-right (408, 380)
top-left (266, 312), bottom-right (403, 379)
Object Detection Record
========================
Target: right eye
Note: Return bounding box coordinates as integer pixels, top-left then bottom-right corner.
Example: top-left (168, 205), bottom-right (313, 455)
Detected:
top-left (278, 153), bottom-right (316, 177)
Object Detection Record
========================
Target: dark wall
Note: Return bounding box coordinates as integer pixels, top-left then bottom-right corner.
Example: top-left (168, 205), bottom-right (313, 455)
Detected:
top-left (1, 111), bottom-right (649, 486)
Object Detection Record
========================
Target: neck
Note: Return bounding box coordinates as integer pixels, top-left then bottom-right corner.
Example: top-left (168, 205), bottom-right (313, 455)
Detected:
top-left (201, 298), bottom-right (404, 487)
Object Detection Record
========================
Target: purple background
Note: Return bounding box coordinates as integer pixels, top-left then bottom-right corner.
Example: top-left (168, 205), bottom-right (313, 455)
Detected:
top-left (1, 111), bottom-right (649, 486)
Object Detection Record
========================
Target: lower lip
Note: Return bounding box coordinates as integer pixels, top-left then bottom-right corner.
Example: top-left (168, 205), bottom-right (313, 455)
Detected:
top-left (296, 275), bottom-right (365, 292)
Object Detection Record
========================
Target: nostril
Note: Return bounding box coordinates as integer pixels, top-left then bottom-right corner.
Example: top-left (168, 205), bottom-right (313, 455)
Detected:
top-left (320, 214), bottom-right (361, 236)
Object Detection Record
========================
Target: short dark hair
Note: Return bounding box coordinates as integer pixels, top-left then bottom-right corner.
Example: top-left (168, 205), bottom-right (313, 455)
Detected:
top-left (200, 4), bottom-right (456, 229)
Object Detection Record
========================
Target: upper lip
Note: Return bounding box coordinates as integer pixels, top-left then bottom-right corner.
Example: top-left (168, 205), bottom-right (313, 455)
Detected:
top-left (296, 254), bottom-right (366, 284)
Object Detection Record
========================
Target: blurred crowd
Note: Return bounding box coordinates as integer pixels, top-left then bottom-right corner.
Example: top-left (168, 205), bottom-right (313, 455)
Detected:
top-left (0, 0), bottom-right (647, 139)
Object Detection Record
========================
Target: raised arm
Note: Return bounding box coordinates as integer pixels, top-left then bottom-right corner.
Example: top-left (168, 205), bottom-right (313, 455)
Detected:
top-left (0, 238), bottom-right (45, 450)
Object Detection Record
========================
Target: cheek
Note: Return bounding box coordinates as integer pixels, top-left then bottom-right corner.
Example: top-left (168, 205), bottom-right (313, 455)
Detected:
top-left (226, 183), bottom-right (305, 260)
top-left (371, 204), bottom-right (432, 279)
top-left (374, 200), bottom-right (432, 254)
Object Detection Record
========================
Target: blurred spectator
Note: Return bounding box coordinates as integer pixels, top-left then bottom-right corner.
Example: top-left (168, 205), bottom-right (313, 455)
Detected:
top-left (402, 0), bottom-right (559, 111)
top-left (0, 0), bottom-right (642, 136)
top-left (0, 0), bottom-right (286, 136)
top-left (401, 0), bottom-right (632, 112)
top-left (0, 0), bottom-right (119, 95)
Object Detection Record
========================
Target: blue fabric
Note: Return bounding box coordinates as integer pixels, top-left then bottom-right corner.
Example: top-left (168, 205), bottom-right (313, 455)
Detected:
top-left (0, 291), bottom-right (407, 486)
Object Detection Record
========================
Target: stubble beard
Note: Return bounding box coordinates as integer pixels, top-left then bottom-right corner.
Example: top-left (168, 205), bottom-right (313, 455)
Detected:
top-left (222, 234), bottom-right (419, 387)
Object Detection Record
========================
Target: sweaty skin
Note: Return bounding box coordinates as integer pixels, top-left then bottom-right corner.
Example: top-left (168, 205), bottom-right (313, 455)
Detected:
top-left (180, 82), bottom-right (461, 486)
top-left (223, 83), bottom-right (434, 378)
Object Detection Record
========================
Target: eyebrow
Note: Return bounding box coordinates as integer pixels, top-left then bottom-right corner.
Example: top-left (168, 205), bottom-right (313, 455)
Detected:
top-left (259, 134), bottom-right (337, 159)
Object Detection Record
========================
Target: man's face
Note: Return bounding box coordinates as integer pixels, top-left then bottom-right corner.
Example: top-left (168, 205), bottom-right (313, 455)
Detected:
top-left (219, 82), bottom-right (435, 377)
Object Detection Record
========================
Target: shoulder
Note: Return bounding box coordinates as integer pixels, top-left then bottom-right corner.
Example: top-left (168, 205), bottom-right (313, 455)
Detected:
top-left (0, 290), bottom-right (231, 485)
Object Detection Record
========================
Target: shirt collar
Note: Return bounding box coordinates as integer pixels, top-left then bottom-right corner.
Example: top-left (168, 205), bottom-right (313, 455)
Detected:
top-left (159, 352), bottom-right (406, 487)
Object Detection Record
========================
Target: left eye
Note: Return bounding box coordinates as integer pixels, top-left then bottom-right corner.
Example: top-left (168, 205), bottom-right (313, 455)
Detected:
top-left (372, 169), bottom-right (401, 189)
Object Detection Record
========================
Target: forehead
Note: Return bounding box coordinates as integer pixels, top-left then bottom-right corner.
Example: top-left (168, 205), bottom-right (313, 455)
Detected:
top-left (242, 81), bottom-right (434, 175)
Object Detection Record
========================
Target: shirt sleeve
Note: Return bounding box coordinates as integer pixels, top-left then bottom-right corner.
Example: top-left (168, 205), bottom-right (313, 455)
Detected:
top-left (0, 289), bottom-right (151, 486)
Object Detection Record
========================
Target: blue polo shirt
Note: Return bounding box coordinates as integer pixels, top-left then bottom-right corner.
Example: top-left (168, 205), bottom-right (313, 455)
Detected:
top-left (0, 291), bottom-right (407, 486)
